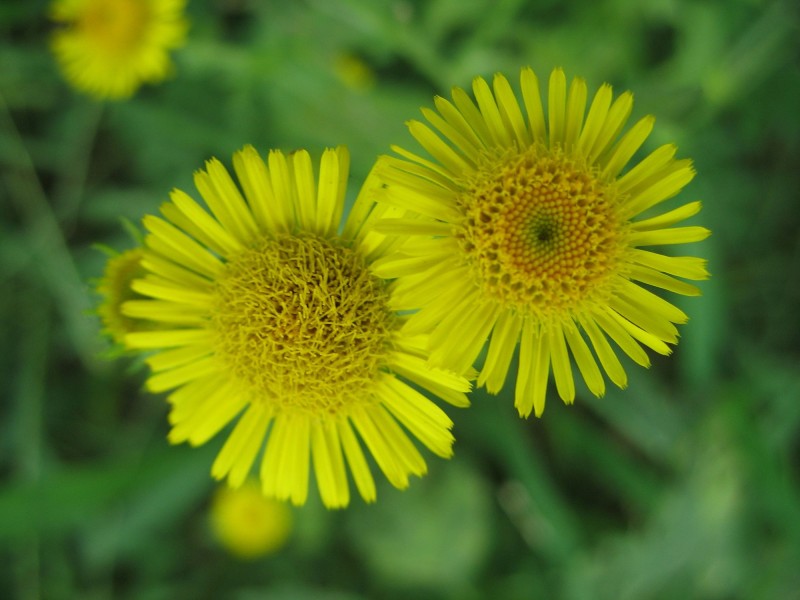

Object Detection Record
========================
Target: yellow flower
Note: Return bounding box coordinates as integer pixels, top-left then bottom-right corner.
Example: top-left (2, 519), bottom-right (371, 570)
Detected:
top-left (333, 53), bottom-right (376, 91)
top-left (96, 247), bottom-right (149, 346)
top-left (122, 145), bottom-right (470, 508)
top-left (210, 480), bottom-right (292, 559)
top-left (50, 0), bottom-right (188, 99)
top-left (373, 67), bottom-right (710, 418)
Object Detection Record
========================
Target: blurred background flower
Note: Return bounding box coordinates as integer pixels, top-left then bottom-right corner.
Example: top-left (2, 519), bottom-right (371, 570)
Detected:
top-left (1, 0), bottom-right (799, 598)
top-left (209, 480), bottom-right (293, 560)
top-left (49, 0), bottom-right (188, 99)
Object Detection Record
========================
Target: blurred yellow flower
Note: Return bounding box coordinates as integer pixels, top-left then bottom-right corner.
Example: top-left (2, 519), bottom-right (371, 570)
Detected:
top-left (210, 480), bottom-right (293, 559)
top-left (120, 145), bottom-right (470, 508)
top-left (50, 0), bottom-right (188, 99)
top-left (374, 67), bottom-right (710, 417)
top-left (96, 247), bottom-right (148, 346)
top-left (334, 53), bottom-right (376, 91)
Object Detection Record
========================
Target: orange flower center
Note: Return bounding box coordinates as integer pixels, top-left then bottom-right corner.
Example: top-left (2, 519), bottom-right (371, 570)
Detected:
top-left (456, 146), bottom-right (628, 318)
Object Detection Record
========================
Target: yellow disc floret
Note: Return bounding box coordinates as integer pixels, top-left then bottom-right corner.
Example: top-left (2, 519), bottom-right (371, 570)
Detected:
top-left (212, 233), bottom-right (395, 415)
top-left (457, 146), bottom-right (628, 319)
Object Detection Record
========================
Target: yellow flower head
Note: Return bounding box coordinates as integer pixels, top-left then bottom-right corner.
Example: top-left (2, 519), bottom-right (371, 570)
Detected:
top-left (96, 247), bottom-right (149, 346)
top-left (334, 53), bottom-right (376, 91)
top-left (50, 0), bottom-right (188, 99)
top-left (123, 145), bottom-right (471, 509)
top-left (210, 480), bottom-right (293, 559)
top-left (374, 67), bottom-right (710, 418)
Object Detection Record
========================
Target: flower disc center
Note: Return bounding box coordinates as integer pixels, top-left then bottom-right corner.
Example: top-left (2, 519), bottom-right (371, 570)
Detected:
top-left (79, 0), bottom-right (149, 53)
top-left (456, 147), bottom-right (627, 317)
top-left (212, 234), bottom-right (394, 414)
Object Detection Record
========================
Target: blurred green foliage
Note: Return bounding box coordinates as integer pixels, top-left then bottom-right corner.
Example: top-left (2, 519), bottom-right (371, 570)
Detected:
top-left (2, 0), bottom-right (799, 598)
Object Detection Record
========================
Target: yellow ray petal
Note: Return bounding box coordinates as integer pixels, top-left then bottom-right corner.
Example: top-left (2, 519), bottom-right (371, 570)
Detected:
top-left (126, 328), bottom-right (212, 349)
top-left (267, 150), bottom-right (299, 232)
top-left (577, 83), bottom-right (612, 157)
top-left (621, 163), bottom-right (696, 218)
top-left (478, 310), bottom-right (523, 394)
top-left (408, 120), bottom-right (470, 176)
top-left (131, 277), bottom-right (212, 308)
top-left (378, 376), bottom-right (454, 458)
top-left (451, 85), bottom-right (494, 147)
top-left (195, 159), bottom-right (259, 244)
top-left (169, 381), bottom-right (246, 446)
top-left (389, 351), bottom-right (471, 393)
top-left (232, 145), bottom-right (286, 233)
top-left (367, 405), bottom-right (427, 476)
top-left (563, 76), bottom-right (588, 150)
top-left (578, 314), bottom-right (628, 389)
top-left (311, 419), bottom-right (350, 509)
top-left (592, 309), bottom-right (651, 368)
top-left (338, 418), bottom-right (376, 503)
top-left (212, 403), bottom-right (272, 487)
top-left (276, 414), bottom-right (310, 506)
top-left (168, 188), bottom-right (243, 256)
top-left (493, 72), bottom-right (531, 148)
top-left (145, 344), bottom-right (213, 372)
top-left (601, 115), bottom-right (655, 179)
top-left (290, 149), bottom-right (317, 233)
top-left (422, 106), bottom-right (481, 162)
top-left (473, 75), bottom-right (512, 147)
top-left (549, 323), bottom-right (576, 404)
top-left (606, 308), bottom-right (673, 356)
top-left (260, 413), bottom-right (291, 499)
top-left (547, 68), bottom-right (567, 147)
top-left (433, 95), bottom-right (486, 153)
top-left (616, 278), bottom-right (689, 324)
top-left (429, 295), bottom-right (496, 372)
top-left (629, 226), bottom-right (711, 247)
top-left (609, 295), bottom-right (680, 344)
top-left (349, 406), bottom-right (408, 489)
top-left (143, 216), bottom-right (222, 278)
top-left (316, 146), bottom-right (349, 237)
top-left (520, 67), bottom-right (547, 142)
top-left (588, 91), bottom-right (633, 163)
top-left (631, 201), bottom-right (702, 231)
top-left (140, 252), bottom-right (213, 289)
top-left (563, 322), bottom-right (605, 398)
top-left (631, 250), bottom-right (710, 280)
top-left (617, 143), bottom-right (678, 193)
top-left (628, 265), bottom-right (702, 296)
top-left (122, 300), bottom-right (207, 326)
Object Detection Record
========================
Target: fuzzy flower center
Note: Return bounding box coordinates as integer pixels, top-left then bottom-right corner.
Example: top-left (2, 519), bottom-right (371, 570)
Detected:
top-left (211, 233), bottom-right (394, 415)
top-left (78, 0), bottom-right (149, 53)
top-left (456, 146), bottom-right (628, 318)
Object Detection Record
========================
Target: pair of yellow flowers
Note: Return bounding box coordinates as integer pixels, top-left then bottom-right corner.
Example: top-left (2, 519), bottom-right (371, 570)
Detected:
top-left (98, 66), bottom-right (709, 509)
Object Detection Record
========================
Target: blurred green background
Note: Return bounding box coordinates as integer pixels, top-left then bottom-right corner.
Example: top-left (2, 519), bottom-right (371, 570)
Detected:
top-left (2, 0), bottom-right (799, 598)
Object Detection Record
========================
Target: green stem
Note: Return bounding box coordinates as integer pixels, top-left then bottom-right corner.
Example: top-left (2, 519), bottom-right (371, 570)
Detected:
top-left (462, 391), bottom-right (582, 563)
top-left (0, 92), bottom-right (101, 368)
top-left (54, 100), bottom-right (105, 233)
top-left (12, 288), bottom-right (49, 600)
